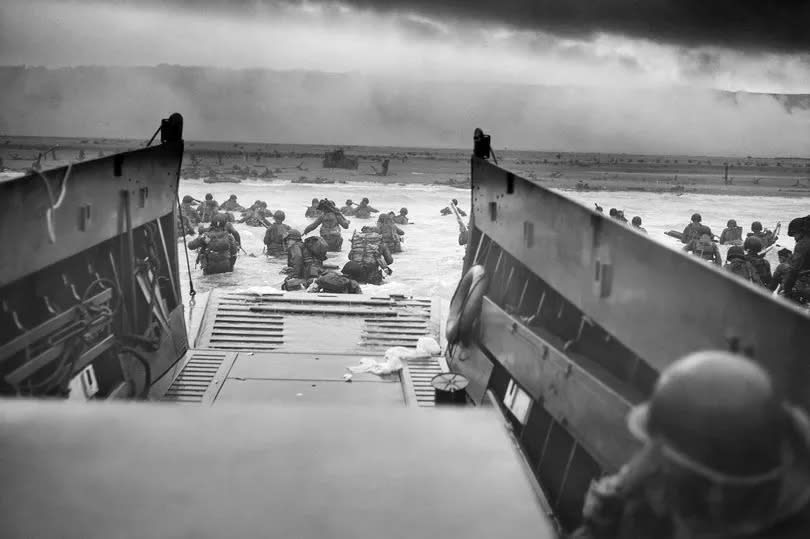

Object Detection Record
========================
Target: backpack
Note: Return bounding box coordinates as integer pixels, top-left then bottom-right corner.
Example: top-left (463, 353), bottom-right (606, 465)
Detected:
top-left (349, 232), bottom-right (382, 266)
top-left (317, 272), bottom-right (352, 293)
top-left (206, 231), bottom-right (231, 254)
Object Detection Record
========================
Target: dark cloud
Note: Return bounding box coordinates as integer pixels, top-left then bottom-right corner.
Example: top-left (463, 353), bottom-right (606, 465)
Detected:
top-left (398, 17), bottom-right (447, 40)
top-left (337, 0), bottom-right (810, 52)
top-left (2, 65), bottom-right (808, 156)
top-left (159, 0), bottom-right (810, 53)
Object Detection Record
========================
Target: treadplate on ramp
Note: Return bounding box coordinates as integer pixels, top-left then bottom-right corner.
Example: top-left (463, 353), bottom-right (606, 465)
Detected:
top-left (194, 290), bottom-right (437, 355)
top-left (157, 349), bottom-right (448, 407)
top-left (160, 350), bottom-right (237, 404)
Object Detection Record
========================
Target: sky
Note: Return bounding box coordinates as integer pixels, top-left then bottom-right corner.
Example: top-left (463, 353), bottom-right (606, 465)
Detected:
top-left (0, 0), bottom-right (809, 153)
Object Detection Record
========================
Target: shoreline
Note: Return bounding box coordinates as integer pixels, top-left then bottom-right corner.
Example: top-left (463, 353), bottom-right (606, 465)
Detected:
top-left (2, 136), bottom-right (808, 198)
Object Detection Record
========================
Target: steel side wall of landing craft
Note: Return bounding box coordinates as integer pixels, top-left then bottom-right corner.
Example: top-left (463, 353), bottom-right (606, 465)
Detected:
top-left (0, 142), bottom-right (184, 288)
top-left (470, 157), bottom-right (810, 407)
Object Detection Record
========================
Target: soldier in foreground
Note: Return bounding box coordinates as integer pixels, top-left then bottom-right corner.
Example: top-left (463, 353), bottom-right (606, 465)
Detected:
top-left (573, 350), bottom-right (810, 539)
top-left (281, 231), bottom-right (328, 290)
top-left (303, 199), bottom-right (350, 252)
top-left (187, 214), bottom-right (238, 275)
top-left (630, 216), bottom-right (646, 233)
top-left (306, 262), bottom-right (364, 294)
top-left (263, 210), bottom-right (290, 257)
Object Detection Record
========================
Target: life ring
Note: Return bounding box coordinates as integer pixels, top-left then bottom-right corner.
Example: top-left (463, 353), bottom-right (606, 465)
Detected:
top-left (446, 265), bottom-right (489, 345)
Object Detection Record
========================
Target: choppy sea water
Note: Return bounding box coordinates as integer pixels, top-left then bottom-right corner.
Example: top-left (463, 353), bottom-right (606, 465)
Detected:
top-left (177, 179), bottom-right (808, 320)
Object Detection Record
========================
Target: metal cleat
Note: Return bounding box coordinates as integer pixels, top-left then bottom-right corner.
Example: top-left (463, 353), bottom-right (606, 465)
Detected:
top-left (43, 296), bottom-right (58, 315)
top-left (2, 300), bottom-right (26, 332)
top-left (564, 316), bottom-right (593, 352)
top-left (62, 274), bottom-right (82, 301)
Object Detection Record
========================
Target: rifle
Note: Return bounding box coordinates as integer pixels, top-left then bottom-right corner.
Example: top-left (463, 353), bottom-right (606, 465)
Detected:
top-left (449, 200), bottom-right (467, 232)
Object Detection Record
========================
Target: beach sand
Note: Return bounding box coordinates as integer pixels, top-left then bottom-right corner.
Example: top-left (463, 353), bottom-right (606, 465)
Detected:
top-left (2, 136), bottom-right (809, 197)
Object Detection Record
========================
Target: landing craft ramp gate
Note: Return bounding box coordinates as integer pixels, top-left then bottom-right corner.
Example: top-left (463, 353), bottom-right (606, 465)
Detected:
top-left (450, 150), bottom-right (810, 529)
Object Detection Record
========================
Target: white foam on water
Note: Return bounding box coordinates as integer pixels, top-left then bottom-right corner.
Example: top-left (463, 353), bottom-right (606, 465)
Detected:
top-left (177, 178), bottom-right (808, 312)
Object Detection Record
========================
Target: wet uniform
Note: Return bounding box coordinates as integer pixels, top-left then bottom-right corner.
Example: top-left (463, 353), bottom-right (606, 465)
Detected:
top-left (719, 226), bottom-right (743, 245)
top-left (348, 231), bottom-right (393, 284)
top-left (310, 272), bottom-right (362, 294)
top-left (286, 237), bottom-right (328, 281)
top-left (187, 229), bottom-right (238, 275)
top-left (197, 200), bottom-right (219, 223)
top-left (220, 198), bottom-right (245, 212)
top-left (264, 222), bottom-right (291, 257)
top-left (681, 222), bottom-right (707, 244)
top-left (242, 208), bottom-right (270, 227)
top-left (305, 205), bottom-right (322, 219)
top-left (303, 211), bottom-right (349, 252)
top-left (378, 217), bottom-right (405, 254)
top-left (393, 214), bottom-right (409, 225)
top-left (353, 203), bottom-right (379, 219)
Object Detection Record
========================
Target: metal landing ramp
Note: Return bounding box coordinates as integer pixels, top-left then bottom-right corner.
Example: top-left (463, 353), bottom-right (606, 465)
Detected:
top-left (153, 290), bottom-right (448, 407)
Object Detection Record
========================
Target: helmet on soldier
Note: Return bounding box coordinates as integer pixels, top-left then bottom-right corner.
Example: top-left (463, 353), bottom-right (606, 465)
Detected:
top-left (751, 221), bottom-right (763, 232)
top-left (273, 210), bottom-right (286, 221)
top-left (726, 245), bottom-right (745, 261)
top-left (627, 351), bottom-right (785, 480)
top-left (743, 236), bottom-right (762, 253)
top-left (210, 213), bottom-right (227, 228)
top-left (787, 216), bottom-right (807, 237)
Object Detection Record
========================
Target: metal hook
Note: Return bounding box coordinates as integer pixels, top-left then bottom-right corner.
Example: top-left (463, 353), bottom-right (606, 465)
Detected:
top-left (9, 309), bottom-right (25, 332)
top-left (43, 296), bottom-right (57, 315)
top-left (62, 274), bottom-right (82, 301)
top-left (564, 316), bottom-right (593, 352)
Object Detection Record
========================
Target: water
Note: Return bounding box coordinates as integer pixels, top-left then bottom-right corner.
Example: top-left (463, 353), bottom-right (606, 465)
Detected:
top-left (177, 178), bottom-right (808, 311)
